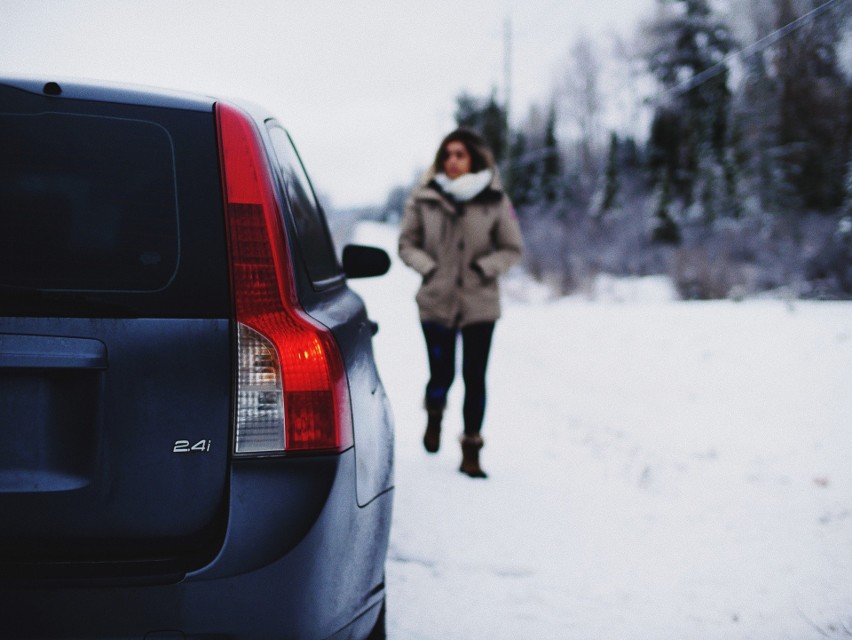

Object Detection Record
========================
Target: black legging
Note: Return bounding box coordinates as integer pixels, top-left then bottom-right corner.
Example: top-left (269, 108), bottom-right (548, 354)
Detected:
top-left (421, 321), bottom-right (495, 436)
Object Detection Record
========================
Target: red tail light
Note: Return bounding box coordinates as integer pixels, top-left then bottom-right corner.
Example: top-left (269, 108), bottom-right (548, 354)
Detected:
top-left (215, 102), bottom-right (352, 455)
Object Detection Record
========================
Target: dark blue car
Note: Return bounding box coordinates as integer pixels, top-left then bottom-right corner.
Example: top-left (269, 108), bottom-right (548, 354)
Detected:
top-left (0, 76), bottom-right (394, 639)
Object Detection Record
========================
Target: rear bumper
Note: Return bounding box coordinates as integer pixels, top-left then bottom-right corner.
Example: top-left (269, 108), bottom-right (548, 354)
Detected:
top-left (0, 449), bottom-right (393, 639)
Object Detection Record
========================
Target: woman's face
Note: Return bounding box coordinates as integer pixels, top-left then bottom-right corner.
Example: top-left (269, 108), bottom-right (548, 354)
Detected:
top-left (443, 141), bottom-right (472, 179)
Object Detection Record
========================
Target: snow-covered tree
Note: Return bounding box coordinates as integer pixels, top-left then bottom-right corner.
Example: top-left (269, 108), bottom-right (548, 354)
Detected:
top-left (454, 90), bottom-right (508, 165)
top-left (771, 0), bottom-right (850, 211)
top-left (642, 0), bottom-right (736, 221)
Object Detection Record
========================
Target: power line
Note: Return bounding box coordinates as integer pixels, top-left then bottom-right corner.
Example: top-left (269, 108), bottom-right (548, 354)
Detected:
top-left (504, 0), bottom-right (848, 170)
top-left (663, 0), bottom-right (847, 99)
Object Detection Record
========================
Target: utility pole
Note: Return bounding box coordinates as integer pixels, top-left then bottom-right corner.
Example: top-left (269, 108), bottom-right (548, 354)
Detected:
top-left (503, 14), bottom-right (513, 187)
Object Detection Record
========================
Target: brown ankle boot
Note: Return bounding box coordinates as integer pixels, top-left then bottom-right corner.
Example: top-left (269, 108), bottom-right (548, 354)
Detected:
top-left (423, 409), bottom-right (442, 453)
top-left (459, 434), bottom-right (487, 478)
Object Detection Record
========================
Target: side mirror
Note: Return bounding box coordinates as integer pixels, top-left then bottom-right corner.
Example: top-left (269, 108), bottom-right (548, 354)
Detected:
top-left (342, 244), bottom-right (391, 279)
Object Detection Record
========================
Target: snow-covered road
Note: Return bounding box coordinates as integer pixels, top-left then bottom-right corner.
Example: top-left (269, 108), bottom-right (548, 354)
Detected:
top-left (349, 222), bottom-right (852, 640)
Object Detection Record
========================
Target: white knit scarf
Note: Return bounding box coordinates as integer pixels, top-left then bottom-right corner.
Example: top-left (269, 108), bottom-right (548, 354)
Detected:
top-left (434, 169), bottom-right (493, 202)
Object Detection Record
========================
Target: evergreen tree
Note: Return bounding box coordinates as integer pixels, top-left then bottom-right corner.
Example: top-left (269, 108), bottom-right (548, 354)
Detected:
top-left (647, 107), bottom-right (684, 237)
top-left (541, 103), bottom-right (561, 203)
top-left (602, 132), bottom-right (621, 212)
top-left (643, 0), bottom-right (736, 219)
top-left (772, 0), bottom-right (850, 212)
top-left (454, 89), bottom-right (508, 165)
top-left (507, 130), bottom-right (534, 207)
top-left (651, 172), bottom-right (682, 244)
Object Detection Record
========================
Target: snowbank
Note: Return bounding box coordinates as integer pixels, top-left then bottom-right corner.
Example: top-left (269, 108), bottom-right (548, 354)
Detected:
top-left (348, 221), bottom-right (852, 640)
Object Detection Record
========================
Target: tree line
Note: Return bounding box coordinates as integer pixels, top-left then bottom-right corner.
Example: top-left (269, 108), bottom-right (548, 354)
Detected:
top-left (380, 0), bottom-right (851, 299)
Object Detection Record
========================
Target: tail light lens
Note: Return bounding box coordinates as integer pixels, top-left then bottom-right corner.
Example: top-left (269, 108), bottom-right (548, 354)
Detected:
top-left (216, 102), bottom-right (352, 455)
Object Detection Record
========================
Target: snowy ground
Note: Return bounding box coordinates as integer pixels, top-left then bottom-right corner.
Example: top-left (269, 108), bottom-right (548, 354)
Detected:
top-left (347, 221), bottom-right (852, 640)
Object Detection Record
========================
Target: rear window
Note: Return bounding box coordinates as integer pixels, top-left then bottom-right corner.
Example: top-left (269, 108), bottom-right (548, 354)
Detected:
top-left (0, 113), bottom-right (179, 291)
top-left (0, 86), bottom-right (230, 318)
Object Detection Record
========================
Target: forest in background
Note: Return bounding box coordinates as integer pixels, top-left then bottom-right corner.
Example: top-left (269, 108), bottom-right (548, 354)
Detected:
top-left (343, 0), bottom-right (851, 300)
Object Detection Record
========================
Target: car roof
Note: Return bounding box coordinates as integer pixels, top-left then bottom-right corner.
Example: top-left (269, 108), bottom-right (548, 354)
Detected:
top-left (0, 74), bottom-right (217, 112)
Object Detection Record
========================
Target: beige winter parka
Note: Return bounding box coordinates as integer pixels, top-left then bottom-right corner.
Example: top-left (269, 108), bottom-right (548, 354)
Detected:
top-left (398, 171), bottom-right (524, 327)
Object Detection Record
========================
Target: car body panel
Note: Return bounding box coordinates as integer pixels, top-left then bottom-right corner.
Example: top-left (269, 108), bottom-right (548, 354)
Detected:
top-left (0, 318), bottom-right (231, 572)
top-left (255, 113), bottom-right (394, 507)
top-left (0, 452), bottom-right (391, 639)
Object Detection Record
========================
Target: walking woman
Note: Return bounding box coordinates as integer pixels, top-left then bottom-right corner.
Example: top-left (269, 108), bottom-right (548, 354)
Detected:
top-left (398, 127), bottom-right (523, 478)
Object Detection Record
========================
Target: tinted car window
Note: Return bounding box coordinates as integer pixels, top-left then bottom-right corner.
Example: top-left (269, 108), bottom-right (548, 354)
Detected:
top-left (0, 113), bottom-right (178, 291)
top-left (0, 87), bottom-right (230, 318)
top-left (267, 124), bottom-right (340, 284)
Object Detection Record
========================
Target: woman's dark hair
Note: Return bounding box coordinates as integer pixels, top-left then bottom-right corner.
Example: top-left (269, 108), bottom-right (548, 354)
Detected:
top-left (432, 127), bottom-right (494, 174)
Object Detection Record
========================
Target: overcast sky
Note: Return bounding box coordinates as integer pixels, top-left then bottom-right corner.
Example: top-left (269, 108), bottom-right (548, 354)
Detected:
top-left (1, 0), bottom-right (653, 208)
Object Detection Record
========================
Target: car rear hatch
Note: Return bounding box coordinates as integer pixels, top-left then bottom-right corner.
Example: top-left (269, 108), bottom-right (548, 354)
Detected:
top-left (0, 81), bottom-right (232, 580)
